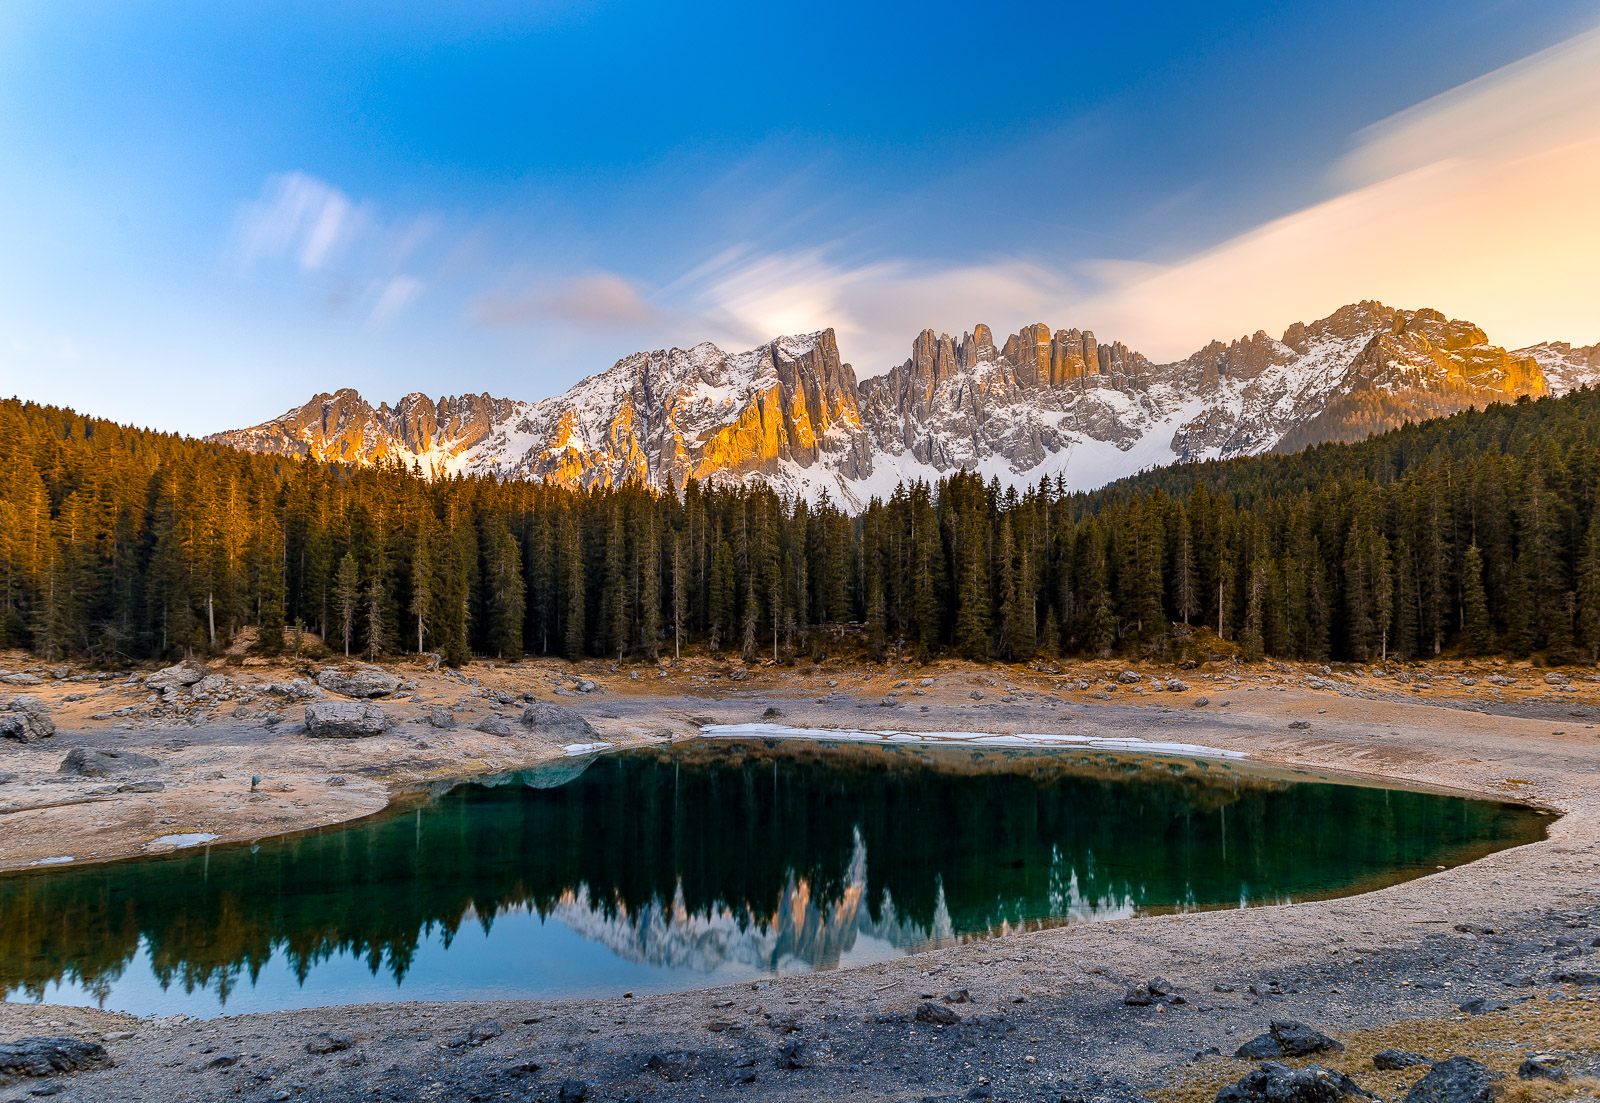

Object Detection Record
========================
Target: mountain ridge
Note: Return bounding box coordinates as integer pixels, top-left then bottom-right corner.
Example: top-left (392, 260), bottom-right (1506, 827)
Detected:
top-left (212, 301), bottom-right (1589, 510)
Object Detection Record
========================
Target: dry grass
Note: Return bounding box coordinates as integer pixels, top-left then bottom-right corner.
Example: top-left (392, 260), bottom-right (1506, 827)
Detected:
top-left (1153, 991), bottom-right (1600, 1102)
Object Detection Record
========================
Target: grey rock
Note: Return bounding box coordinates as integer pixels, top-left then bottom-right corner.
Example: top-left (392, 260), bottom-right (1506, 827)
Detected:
top-left (1117, 670), bottom-right (1142, 684)
top-left (1193, 696), bottom-right (1210, 707)
top-left (914, 1002), bottom-right (961, 1025)
top-left (774, 1041), bottom-right (807, 1070)
top-left (1543, 672), bottom-right (1571, 686)
top-left (305, 1032), bottom-right (355, 1055)
top-left (1166, 678), bottom-right (1188, 691)
top-left (1551, 970), bottom-right (1600, 985)
top-left (192, 674), bottom-right (228, 695)
top-left (426, 706), bottom-right (457, 730)
top-left (303, 701), bottom-right (390, 738)
top-left (0, 1037), bottom-right (112, 1079)
top-left (316, 669), bottom-right (400, 699)
top-left (264, 679), bottom-right (319, 700)
top-left (1373, 1050), bottom-right (1433, 1070)
top-left (727, 669), bottom-right (747, 682)
top-left (1458, 998), bottom-right (1507, 1014)
top-left (1517, 1056), bottom-right (1565, 1082)
top-left (556, 1079), bottom-right (588, 1102)
top-left (207, 1054), bottom-right (241, 1069)
top-left (117, 780), bottom-right (165, 793)
top-left (942, 987), bottom-right (970, 1003)
top-left (58, 747), bottom-right (159, 777)
top-left (1235, 1021), bottom-right (1343, 1060)
top-left (1288, 720), bottom-right (1312, 729)
top-left (146, 662), bottom-right (205, 689)
top-left (0, 673), bottom-right (43, 686)
top-left (1216, 1062), bottom-right (1376, 1103)
top-left (475, 716), bottom-right (512, 736)
top-left (643, 1052), bottom-right (699, 1081)
top-left (574, 678), bottom-right (601, 693)
top-left (466, 1020), bottom-right (502, 1047)
top-left (1402, 1056), bottom-right (1497, 1103)
top-left (1, 697), bottom-right (55, 742)
top-left (520, 703), bottom-right (600, 741)
top-left (1486, 674), bottom-right (1515, 686)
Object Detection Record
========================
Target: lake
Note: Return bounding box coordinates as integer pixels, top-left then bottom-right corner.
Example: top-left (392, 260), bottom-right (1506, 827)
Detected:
top-left (0, 735), bottom-right (1546, 1016)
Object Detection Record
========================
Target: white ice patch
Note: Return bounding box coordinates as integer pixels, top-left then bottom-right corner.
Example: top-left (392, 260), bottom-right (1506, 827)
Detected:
top-left (29, 856), bottom-right (75, 866)
top-left (150, 833), bottom-right (219, 849)
top-left (698, 723), bottom-right (1247, 761)
top-left (562, 742), bottom-right (614, 756)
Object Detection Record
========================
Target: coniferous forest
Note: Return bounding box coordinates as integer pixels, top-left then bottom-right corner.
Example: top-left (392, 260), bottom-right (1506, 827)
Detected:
top-left (4, 389), bottom-right (1600, 668)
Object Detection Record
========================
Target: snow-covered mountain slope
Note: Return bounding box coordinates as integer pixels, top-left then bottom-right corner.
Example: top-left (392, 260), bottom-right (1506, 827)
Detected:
top-left (211, 301), bottom-right (1561, 511)
top-left (1515, 341), bottom-right (1600, 395)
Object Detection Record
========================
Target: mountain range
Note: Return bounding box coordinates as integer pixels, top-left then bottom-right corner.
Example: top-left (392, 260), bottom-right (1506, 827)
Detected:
top-left (211, 302), bottom-right (1598, 511)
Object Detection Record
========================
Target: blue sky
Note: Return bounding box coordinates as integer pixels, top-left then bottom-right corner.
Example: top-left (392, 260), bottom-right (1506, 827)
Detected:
top-left (2, 1), bottom-right (1598, 434)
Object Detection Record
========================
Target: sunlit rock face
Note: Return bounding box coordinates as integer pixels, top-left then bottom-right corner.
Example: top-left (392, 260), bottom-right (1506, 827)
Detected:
top-left (1515, 339), bottom-right (1600, 396)
top-left (213, 302), bottom-right (1561, 509)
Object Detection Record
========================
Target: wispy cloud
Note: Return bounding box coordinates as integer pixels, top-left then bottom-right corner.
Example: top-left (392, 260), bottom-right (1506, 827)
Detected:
top-left (236, 172), bottom-right (366, 272)
top-left (474, 271), bottom-right (659, 328)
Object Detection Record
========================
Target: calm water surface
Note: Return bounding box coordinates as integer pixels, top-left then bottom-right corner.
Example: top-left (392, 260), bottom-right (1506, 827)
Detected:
top-left (0, 737), bottom-right (1545, 1015)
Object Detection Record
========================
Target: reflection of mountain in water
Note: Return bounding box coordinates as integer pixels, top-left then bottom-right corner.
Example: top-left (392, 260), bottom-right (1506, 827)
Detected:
top-left (0, 740), bottom-right (1543, 1008)
top-left (548, 829), bottom-right (1146, 974)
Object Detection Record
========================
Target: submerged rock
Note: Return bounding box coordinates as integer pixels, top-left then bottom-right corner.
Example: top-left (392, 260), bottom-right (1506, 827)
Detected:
top-left (304, 701), bottom-right (390, 738)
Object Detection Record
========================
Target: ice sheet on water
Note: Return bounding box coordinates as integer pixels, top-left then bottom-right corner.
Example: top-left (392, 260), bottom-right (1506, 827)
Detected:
top-left (698, 723), bottom-right (1247, 761)
top-left (150, 833), bottom-right (219, 849)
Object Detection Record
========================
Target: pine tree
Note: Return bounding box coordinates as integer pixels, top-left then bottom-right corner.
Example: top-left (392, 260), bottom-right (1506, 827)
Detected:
top-left (1462, 543), bottom-right (1491, 656)
top-left (335, 551), bottom-right (359, 656)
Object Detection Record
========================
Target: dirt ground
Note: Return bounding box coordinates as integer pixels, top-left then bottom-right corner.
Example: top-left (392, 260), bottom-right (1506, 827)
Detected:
top-left (2, 648), bottom-right (1598, 1101)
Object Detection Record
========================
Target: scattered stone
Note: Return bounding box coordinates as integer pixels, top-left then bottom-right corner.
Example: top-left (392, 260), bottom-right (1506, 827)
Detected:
top-left (970, 691), bottom-right (985, 701)
top-left (1517, 1056), bottom-right (1565, 1082)
top-left (58, 747), bottom-right (158, 777)
top-left (1216, 1062), bottom-right (1375, 1103)
top-left (727, 669), bottom-right (748, 682)
top-left (942, 988), bottom-right (971, 1003)
top-left (475, 716), bottom-right (512, 736)
top-left (556, 1078), bottom-right (588, 1102)
top-left (316, 669), bottom-right (401, 699)
top-left (1401, 1056), bottom-right (1497, 1103)
top-left (466, 1020), bottom-right (502, 1047)
top-left (325, 775), bottom-right (347, 787)
top-left (1551, 970), bottom-right (1600, 985)
top-left (1543, 672), bottom-right (1571, 686)
top-left (921, 678), bottom-right (933, 686)
top-left (0, 1037), bottom-right (111, 1079)
top-left (191, 674), bottom-right (228, 695)
top-left (643, 1052), bottom-right (698, 1081)
top-left (303, 701), bottom-right (390, 738)
top-left (1373, 1050), bottom-right (1433, 1071)
top-left (520, 702), bottom-right (600, 741)
top-left (207, 1054), bottom-right (240, 1069)
top-left (761, 707), bottom-right (784, 720)
top-left (0, 673), bottom-right (43, 686)
top-left (1166, 679), bottom-right (1188, 691)
top-left (1486, 675), bottom-right (1514, 687)
top-left (774, 1041), bottom-right (807, 1070)
top-left (1235, 1021), bottom-right (1343, 1060)
top-left (305, 1032), bottom-right (355, 1055)
top-left (1117, 671), bottom-right (1142, 684)
top-left (1458, 998), bottom-right (1506, 1015)
top-left (574, 678), bottom-right (601, 693)
top-left (1193, 697), bottom-right (1210, 708)
top-left (426, 706), bottom-right (457, 730)
top-left (1288, 720), bottom-right (1312, 729)
top-left (914, 1002), bottom-right (961, 1025)
top-left (117, 780), bottom-right (165, 793)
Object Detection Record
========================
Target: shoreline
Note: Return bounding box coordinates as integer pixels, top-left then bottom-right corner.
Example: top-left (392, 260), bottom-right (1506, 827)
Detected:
top-left (2, 652), bottom-right (1599, 1100)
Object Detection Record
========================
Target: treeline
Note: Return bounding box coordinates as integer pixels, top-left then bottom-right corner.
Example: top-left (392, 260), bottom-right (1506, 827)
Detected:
top-left (4, 389), bottom-right (1600, 667)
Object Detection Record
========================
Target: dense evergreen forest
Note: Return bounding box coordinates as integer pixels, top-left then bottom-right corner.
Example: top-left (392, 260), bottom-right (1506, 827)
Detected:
top-left (3, 388), bottom-right (1600, 668)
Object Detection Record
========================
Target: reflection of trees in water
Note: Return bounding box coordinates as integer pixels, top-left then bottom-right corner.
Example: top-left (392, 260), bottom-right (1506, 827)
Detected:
top-left (0, 741), bottom-right (1542, 1005)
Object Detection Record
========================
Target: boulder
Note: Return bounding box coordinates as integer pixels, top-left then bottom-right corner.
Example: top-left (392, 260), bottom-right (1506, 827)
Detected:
top-left (1517, 1056), bottom-right (1565, 1082)
top-left (265, 678), bottom-right (319, 700)
top-left (1457, 998), bottom-right (1506, 1015)
top-left (556, 1080), bottom-right (589, 1102)
top-left (475, 716), bottom-right (512, 736)
top-left (1543, 672), bottom-right (1571, 686)
top-left (1235, 1021), bottom-right (1343, 1059)
top-left (1166, 678), bottom-right (1188, 691)
top-left (316, 668), bottom-right (401, 699)
top-left (1193, 697), bottom-right (1210, 708)
top-left (58, 747), bottom-right (159, 777)
top-left (0, 697), bottom-right (55, 742)
top-left (1486, 674), bottom-right (1514, 686)
top-left (0, 673), bottom-right (43, 686)
top-left (1117, 671), bottom-right (1142, 684)
top-left (192, 674), bottom-right (228, 695)
top-left (1401, 1056), bottom-right (1497, 1103)
top-left (0, 1036), bottom-right (112, 1080)
top-left (1216, 1062), bottom-right (1375, 1103)
top-left (520, 703), bottom-right (600, 741)
top-left (426, 707), bottom-right (457, 730)
top-left (146, 662), bottom-right (205, 689)
top-left (304, 701), bottom-right (390, 738)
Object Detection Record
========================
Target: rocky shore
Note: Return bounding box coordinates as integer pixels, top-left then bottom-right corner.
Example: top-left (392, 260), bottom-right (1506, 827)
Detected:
top-left (1, 650), bottom-right (1597, 1101)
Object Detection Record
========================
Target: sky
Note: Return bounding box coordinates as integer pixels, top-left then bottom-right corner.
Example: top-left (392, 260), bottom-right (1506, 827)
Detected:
top-left (2, 1), bottom-right (1598, 436)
